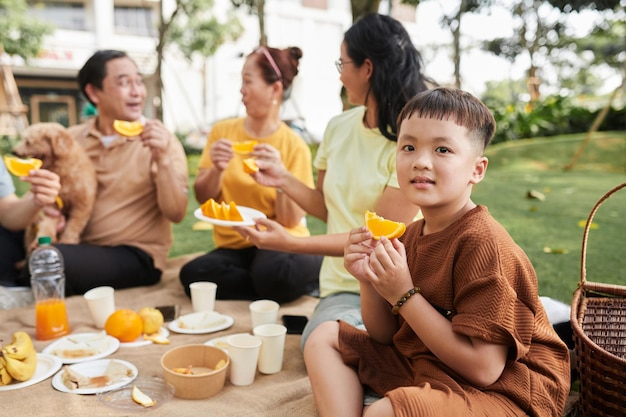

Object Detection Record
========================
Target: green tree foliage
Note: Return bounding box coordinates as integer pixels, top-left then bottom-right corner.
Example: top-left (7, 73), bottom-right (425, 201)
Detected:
top-left (0, 0), bottom-right (52, 59)
top-left (167, 4), bottom-right (243, 60)
top-left (154, 0), bottom-right (243, 119)
top-left (546, 0), bottom-right (621, 12)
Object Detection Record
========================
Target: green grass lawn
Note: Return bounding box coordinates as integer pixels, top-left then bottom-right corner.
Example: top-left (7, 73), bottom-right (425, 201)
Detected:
top-left (172, 131), bottom-right (626, 305)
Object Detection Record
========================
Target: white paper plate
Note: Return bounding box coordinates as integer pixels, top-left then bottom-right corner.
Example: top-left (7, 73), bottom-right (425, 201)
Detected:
top-left (51, 359), bottom-right (138, 395)
top-left (119, 327), bottom-right (170, 348)
top-left (204, 333), bottom-right (249, 352)
top-left (168, 312), bottom-right (234, 335)
top-left (0, 353), bottom-right (62, 391)
top-left (194, 206), bottom-right (266, 227)
top-left (42, 333), bottom-right (120, 364)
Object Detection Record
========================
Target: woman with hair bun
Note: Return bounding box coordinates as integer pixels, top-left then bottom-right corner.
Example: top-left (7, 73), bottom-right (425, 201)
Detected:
top-left (180, 46), bottom-right (321, 303)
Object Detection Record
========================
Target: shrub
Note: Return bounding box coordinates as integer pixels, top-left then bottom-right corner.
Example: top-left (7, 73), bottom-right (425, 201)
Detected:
top-left (485, 94), bottom-right (625, 144)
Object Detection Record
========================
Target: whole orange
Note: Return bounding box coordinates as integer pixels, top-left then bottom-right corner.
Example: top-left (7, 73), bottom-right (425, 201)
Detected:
top-left (104, 309), bottom-right (144, 342)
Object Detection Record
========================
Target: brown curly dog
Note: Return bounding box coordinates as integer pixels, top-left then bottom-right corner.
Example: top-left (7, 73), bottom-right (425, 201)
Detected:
top-left (13, 122), bottom-right (97, 252)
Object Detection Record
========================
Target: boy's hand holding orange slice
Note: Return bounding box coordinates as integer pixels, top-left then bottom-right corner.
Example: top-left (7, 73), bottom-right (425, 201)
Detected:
top-left (364, 210), bottom-right (406, 240)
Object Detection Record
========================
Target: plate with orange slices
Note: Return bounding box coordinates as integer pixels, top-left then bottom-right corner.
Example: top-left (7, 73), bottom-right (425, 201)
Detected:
top-left (194, 207), bottom-right (266, 227)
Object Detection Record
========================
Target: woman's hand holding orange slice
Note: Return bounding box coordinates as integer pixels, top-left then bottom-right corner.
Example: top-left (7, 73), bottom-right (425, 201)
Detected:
top-left (242, 158), bottom-right (259, 174)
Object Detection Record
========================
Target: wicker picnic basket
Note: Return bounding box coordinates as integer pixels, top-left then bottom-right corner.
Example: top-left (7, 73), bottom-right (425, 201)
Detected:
top-left (571, 182), bottom-right (626, 417)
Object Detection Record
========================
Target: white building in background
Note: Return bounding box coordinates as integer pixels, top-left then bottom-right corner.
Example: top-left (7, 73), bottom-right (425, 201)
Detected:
top-left (11, 0), bottom-right (419, 143)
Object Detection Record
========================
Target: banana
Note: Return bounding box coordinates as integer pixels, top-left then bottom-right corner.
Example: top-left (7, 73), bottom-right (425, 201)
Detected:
top-left (1, 331), bottom-right (35, 360)
top-left (4, 349), bottom-right (37, 382)
top-left (0, 357), bottom-right (13, 386)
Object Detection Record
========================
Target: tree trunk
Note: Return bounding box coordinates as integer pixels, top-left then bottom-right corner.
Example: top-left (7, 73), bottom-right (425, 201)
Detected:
top-left (351, 0), bottom-right (381, 21)
top-left (562, 79), bottom-right (624, 171)
top-left (258, 0), bottom-right (267, 46)
top-left (452, 0), bottom-right (464, 89)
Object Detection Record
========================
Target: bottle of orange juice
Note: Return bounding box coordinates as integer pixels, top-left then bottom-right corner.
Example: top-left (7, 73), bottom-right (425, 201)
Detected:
top-left (29, 236), bottom-right (70, 340)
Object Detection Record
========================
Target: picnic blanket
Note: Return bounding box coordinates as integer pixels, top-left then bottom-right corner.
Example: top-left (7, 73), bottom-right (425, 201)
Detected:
top-left (0, 254), bottom-right (320, 416)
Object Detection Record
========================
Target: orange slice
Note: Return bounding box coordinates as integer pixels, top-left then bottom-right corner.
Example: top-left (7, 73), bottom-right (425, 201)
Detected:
top-left (143, 333), bottom-right (170, 345)
top-left (242, 158), bottom-right (259, 174)
top-left (201, 198), bottom-right (244, 221)
top-left (3, 156), bottom-right (43, 177)
top-left (228, 201), bottom-right (243, 221)
top-left (131, 385), bottom-right (156, 407)
top-left (214, 359), bottom-right (227, 370)
top-left (113, 120), bottom-right (143, 137)
top-left (364, 210), bottom-right (406, 240)
top-left (232, 140), bottom-right (257, 154)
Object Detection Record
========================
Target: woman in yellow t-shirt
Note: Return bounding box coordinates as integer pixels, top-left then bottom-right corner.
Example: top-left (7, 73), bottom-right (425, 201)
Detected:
top-left (180, 46), bottom-right (321, 303)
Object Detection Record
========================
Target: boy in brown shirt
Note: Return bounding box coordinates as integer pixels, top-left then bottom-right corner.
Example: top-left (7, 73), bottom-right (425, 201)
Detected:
top-left (304, 87), bottom-right (570, 416)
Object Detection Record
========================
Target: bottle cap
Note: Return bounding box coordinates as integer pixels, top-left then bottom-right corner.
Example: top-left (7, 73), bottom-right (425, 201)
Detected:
top-left (38, 236), bottom-right (52, 245)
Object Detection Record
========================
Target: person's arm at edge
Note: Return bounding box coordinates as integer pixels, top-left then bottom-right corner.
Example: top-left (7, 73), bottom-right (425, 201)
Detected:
top-left (0, 169), bottom-right (61, 230)
top-left (0, 192), bottom-right (41, 231)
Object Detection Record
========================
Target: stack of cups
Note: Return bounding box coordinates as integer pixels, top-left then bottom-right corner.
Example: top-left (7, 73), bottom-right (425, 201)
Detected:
top-left (249, 299), bottom-right (287, 375)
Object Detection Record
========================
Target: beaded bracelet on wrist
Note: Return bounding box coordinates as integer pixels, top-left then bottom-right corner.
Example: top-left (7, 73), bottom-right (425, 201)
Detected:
top-left (391, 286), bottom-right (421, 315)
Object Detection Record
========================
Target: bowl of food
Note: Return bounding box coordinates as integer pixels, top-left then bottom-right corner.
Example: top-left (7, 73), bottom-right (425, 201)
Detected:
top-left (160, 344), bottom-right (229, 399)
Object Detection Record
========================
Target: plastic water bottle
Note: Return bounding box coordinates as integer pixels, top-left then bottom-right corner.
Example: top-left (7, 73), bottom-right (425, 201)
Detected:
top-left (29, 236), bottom-right (71, 340)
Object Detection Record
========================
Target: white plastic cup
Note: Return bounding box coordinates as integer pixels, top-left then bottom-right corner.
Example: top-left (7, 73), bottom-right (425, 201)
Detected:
top-left (83, 286), bottom-right (115, 329)
top-left (249, 299), bottom-right (279, 329)
top-left (253, 324), bottom-right (287, 374)
top-left (226, 333), bottom-right (262, 386)
top-left (190, 282), bottom-right (217, 312)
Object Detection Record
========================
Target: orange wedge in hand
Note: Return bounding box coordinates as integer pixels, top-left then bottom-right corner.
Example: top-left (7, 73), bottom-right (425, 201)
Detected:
top-left (232, 140), bottom-right (257, 154)
top-left (243, 158), bottom-right (259, 174)
top-left (113, 120), bottom-right (143, 137)
top-left (3, 155), bottom-right (43, 177)
top-left (364, 210), bottom-right (406, 240)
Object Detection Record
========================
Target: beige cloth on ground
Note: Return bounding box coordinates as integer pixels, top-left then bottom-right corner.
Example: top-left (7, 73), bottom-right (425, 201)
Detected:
top-left (0, 254), bottom-right (319, 416)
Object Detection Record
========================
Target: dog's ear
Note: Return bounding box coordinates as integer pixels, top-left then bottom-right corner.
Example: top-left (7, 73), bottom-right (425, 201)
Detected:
top-left (46, 124), bottom-right (74, 158)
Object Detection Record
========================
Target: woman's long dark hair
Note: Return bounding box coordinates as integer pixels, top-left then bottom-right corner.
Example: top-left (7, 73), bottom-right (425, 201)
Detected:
top-left (344, 13), bottom-right (435, 142)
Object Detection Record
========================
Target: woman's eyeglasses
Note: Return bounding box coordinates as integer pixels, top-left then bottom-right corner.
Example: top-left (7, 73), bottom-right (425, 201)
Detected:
top-left (335, 59), bottom-right (354, 73)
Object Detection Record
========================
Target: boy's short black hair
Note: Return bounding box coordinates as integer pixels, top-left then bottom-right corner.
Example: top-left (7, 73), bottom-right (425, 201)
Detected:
top-left (397, 87), bottom-right (496, 152)
top-left (78, 50), bottom-right (129, 105)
